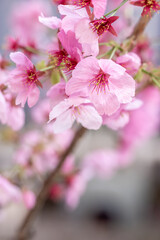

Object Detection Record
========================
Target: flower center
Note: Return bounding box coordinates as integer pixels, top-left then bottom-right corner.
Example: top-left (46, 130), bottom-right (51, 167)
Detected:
top-left (146, 0), bottom-right (154, 5)
top-left (90, 16), bottom-right (119, 37)
top-left (23, 68), bottom-right (38, 86)
top-left (72, 0), bottom-right (91, 7)
top-left (90, 18), bottom-right (109, 36)
top-left (90, 70), bottom-right (110, 93)
top-left (27, 69), bottom-right (37, 83)
top-left (49, 50), bottom-right (77, 72)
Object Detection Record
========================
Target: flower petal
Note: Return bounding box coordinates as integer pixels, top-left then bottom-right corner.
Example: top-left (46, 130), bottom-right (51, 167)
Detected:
top-left (92, 0), bottom-right (108, 18)
top-left (10, 52), bottom-right (33, 68)
top-left (39, 14), bottom-right (61, 29)
top-left (65, 77), bottom-right (89, 96)
top-left (76, 104), bottom-right (102, 130)
top-left (7, 107), bottom-right (25, 131)
top-left (104, 111), bottom-right (130, 130)
top-left (27, 86), bottom-right (40, 108)
top-left (109, 73), bottom-right (135, 104)
top-left (49, 99), bottom-right (70, 121)
top-left (98, 59), bottom-right (126, 76)
top-left (75, 18), bottom-right (99, 56)
top-left (52, 109), bottom-right (75, 134)
top-left (0, 91), bottom-right (7, 124)
top-left (90, 88), bottom-right (120, 116)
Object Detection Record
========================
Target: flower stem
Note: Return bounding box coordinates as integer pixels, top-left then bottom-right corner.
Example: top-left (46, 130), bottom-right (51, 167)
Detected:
top-left (17, 126), bottom-right (87, 240)
top-left (142, 69), bottom-right (160, 88)
top-left (40, 65), bottom-right (54, 72)
top-left (104, 0), bottom-right (129, 17)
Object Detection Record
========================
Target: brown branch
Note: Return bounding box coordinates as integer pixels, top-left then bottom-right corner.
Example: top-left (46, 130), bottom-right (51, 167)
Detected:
top-left (123, 15), bottom-right (153, 51)
top-left (17, 126), bottom-right (86, 240)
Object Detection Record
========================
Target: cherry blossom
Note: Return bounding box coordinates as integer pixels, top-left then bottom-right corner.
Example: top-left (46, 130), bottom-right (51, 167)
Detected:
top-left (66, 57), bottom-right (135, 115)
top-left (10, 52), bottom-right (42, 107)
top-left (116, 52), bottom-right (141, 76)
top-left (49, 96), bottom-right (102, 133)
top-left (103, 98), bottom-right (143, 130)
top-left (130, 0), bottom-right (160, 16)
top-left (70, 0), bottom-right (108, 18)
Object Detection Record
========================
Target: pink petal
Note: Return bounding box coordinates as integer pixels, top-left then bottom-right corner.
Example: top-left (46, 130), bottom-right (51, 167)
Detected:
top-left (0, 91), bottom-right (7, 124)
top-left (75, 18), bottom-right (99, 56)
top-left (109, 73), bottom-right (135, 104)
top-left (49, 100), bottom-right (70, 121)
top-left (23, 190), bottom-right (36, 209)
top-left (104, 112), bottom-right (130, 130)
top-left (47, 81), bottom-right (67, 108)
top-left (58, 5), bottom-right (88, 18)
top-left (76, 104), bottom-right (102, 130)
top-left (90, 88), bottom-right (120, 116)
top-left (65, 77), bottom-right (89, 96)
top-left (116, 52), bottom-right (141, 75)
top-left (7, 107), bottom-right (25, 131)
top-left (39, 14), bottom-right (61, 29)
top-left (124, 98), bottom-right (143, 111)
top-left (72, 56), bottom-right (99, 79)
top-left (16, 90), bottom-right (28, 107)
top-left (98, 59), bottom-right (126, 76)
top-left (52, 109), bottom-right (75, 134)
top-left (58, 30), bottom-right (82, 60)
top-left (27, 86), bottom-right (40, 107)
top-left (10, 52), bottom-right (33, 68)
top-left (92, 0), bottom-right (108, 18)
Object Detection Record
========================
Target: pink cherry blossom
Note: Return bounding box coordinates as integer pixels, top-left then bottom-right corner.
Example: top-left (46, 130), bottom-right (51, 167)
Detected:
top-left (120, 86), bottom-right (160, 147)
top-left (31, 99), bottom-right (51, 124)
top-left (82, 150), bottom-right (119, 178)
top-left (49, 96), bottom-right (102, 133)
top-left (130, 0), bottom-right (160, 16)
top-left (11, 0), bottom-right (50, 47)
top-left (22, 190), bottom-right (36, 209)
top-left (65, 170), bottom-right (91, 208)
top-left (116, 52), bottom-right (141, 76)
top-left (7, 105), bottom-right (25, 131)
top-left (4, 93), bottom-right (25, 131)
top-left (103, 98), bottom-right (143, 130)
top-left (10, 52), bottom-right (42, 107)
top-left (39, 14), bottom-right (62, 29)
top-left (0, 90), bottom-right (7, 124)
top-left (0, 175), bottom-right (22, 206)
top-left (39, 5), bottom-right (99, 56)
top-left (47, 81), bottom-right (67, 108)
top-left (70, 0), bottom-right (108, 18)
top-left (66, 56), bottom-right (135, 116)
top-left (90, 16), bottom-right (119, 36)
top-left (14, 130), bottom-right (58, 175)
top-left (48, 30), bottom-right (83, 72)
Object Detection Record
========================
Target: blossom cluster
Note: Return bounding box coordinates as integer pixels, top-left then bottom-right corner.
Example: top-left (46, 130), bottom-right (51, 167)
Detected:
top-left (0, 0), bottom-right (160, 211)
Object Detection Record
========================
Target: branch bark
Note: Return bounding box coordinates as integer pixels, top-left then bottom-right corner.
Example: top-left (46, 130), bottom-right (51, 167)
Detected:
top-left (17, 126), bottom-right (86, 240)
top-left (124, 15), bottom-right (153, 51)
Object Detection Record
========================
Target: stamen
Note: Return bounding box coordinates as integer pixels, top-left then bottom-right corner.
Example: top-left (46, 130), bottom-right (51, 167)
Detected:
top-left (72, 0), bottom-right (91, 7)
top-left (90, 70), bottom-right (110, 93)
top-left (90, 16), bottom-right (119, 37)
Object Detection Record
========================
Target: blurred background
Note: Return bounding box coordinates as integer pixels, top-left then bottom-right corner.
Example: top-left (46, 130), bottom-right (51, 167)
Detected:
top-left (0, 0), bottom-right (160, 240)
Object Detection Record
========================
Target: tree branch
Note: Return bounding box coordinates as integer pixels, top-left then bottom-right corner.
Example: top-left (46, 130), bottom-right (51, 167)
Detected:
top-left (17, 126), bottom-right (86, 240)
top-left (124, 15), bottom-right (153, 51)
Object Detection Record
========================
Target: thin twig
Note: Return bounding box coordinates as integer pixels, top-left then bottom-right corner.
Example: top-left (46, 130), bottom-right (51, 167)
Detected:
top-left (17, 126), bottom-right (86, 240)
